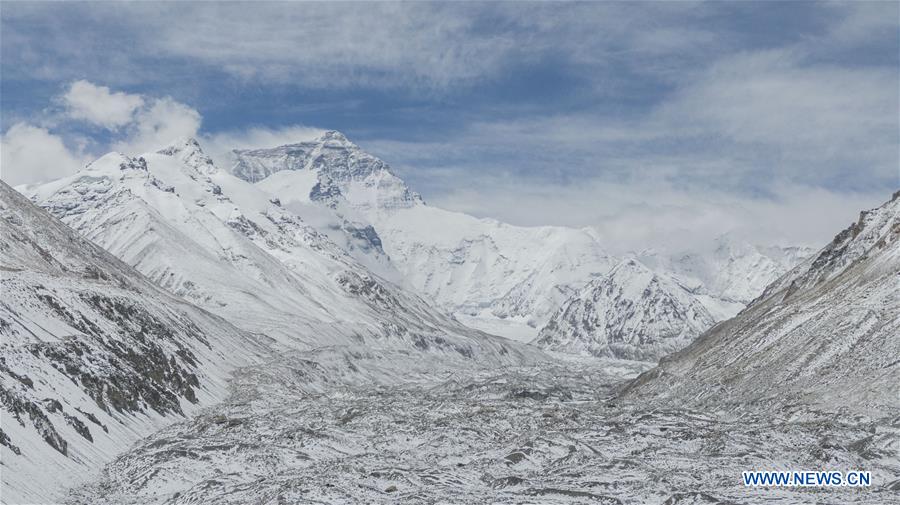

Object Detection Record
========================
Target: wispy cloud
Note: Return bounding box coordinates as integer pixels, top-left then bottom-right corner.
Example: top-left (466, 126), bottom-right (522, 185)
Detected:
top-left (111, 97), bottom-right (202, 155)
top-left (424, 176), bottom-right (888, 254)
top-left (1, 83), bottom-right (203, 185)
top-left (0, 2), bottom-right (737, 92)
top-left (201, 125), bottom-right (325, 170)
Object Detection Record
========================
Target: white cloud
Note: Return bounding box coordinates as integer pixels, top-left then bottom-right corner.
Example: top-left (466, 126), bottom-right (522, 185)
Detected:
top-left (112, 96), bottom-right (202, 155)
top-left (362, 40), bottom-right (896, 252)
top-left (826, 1), bottom-right (900, 45)
top-left (0, 123), bottom-right (88, 186)
top-left (0, 82), bottom-right (204, 188)
top-left (62, 80), bottom-right (144, 128)
top-left (142, 3), bottom-right (520, 89)
top-left (366, 42), bottom-right (897, 200)
top-left (2, 81), bottom-right (316, 185)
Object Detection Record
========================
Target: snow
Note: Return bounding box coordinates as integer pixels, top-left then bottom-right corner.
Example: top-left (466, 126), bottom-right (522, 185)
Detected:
top-left (12, 137), bottom-right (547, 502)
top-left (64, 351), bottom-right (899, 505)
top-left (255, 169), bottom-right (319, 204)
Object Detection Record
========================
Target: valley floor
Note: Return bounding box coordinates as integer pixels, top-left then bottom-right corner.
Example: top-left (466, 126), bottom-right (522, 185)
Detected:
top-left (65, 351), bottom-right (899, 505)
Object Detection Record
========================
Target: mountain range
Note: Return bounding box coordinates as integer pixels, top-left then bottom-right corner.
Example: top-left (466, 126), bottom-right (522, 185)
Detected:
top-left (232, 131), bottom-right (812, 351)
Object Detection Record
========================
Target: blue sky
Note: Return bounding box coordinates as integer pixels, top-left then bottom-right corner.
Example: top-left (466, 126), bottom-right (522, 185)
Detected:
top-left (1, 1), bottom-right (897, 251)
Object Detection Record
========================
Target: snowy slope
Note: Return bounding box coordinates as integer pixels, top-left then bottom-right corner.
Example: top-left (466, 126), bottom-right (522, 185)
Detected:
top-left (624, 191), bottom-right (900, 415)
top-left (26, 139), bottom-right (534, 364)
top-left (0, 180), bottom-right (267, 504)
top-left (533, 259), bottom-right (716, 361)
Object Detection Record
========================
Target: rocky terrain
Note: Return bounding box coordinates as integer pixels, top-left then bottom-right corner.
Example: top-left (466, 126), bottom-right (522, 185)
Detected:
top-left (66, 355), bottom-right (898, 504)
top-left (59, 190), bottom-right (900, 505)
top-left (8, 139), bottom-right (540, 502)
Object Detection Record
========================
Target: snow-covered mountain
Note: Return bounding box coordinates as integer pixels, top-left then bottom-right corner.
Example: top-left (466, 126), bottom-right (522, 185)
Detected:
top-left (235, 132), bottom-right (616, 340)
top-left (6, 131), bottom-right (889, 504)
top-left (26, 138), bottom-right (533, 366)
top-left (533, 259), bottom-right (716, 361)
top-left (534, 238), bottom-right (817, 361)
top-left (233, 131), bottom-right (811, 346)
top-left (41, 184), bottom-right (896, 505)
top-left (624, 191), bottom-right (900, 415)
top-left (0, 180), bottom-right (267, 503)
top-left (236, 130), bottom-right (423, 212)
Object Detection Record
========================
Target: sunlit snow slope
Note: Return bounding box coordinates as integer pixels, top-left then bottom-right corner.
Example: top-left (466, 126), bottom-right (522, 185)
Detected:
top-left (238, 132), bottom-right (615, 338)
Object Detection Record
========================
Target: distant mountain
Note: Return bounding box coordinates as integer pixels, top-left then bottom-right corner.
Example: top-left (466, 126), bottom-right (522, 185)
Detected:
top-left (27, 138), bottom-right (531, 366)
top-left (235, 130), bottom-right (422, 212)
top-left (233, 131), bottom-right (811, 344)
top-left (623, 191), bottom-right (900, 414)
top-left (533, 259), bottom-right (716, 361)
top-left (0, 180), bottom-right (265, 504)
top-left (634, 235), bottom-right (815, 320)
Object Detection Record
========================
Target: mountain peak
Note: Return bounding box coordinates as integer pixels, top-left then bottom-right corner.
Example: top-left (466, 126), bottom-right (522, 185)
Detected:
top-left (157, 136), bottom-right (218, 175)
top-left (609, 258), bottom-right (653, 277)
top-left (533, 256), bottom-right (715, 361)
top-left (157, 136), bottom-right (202, 156)
top-left (231, 132), bottom-right (423, 211)
top-left (316, 130), bottom-right (352, 144)
top-left (84, 151), bottom-right (147, 175)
